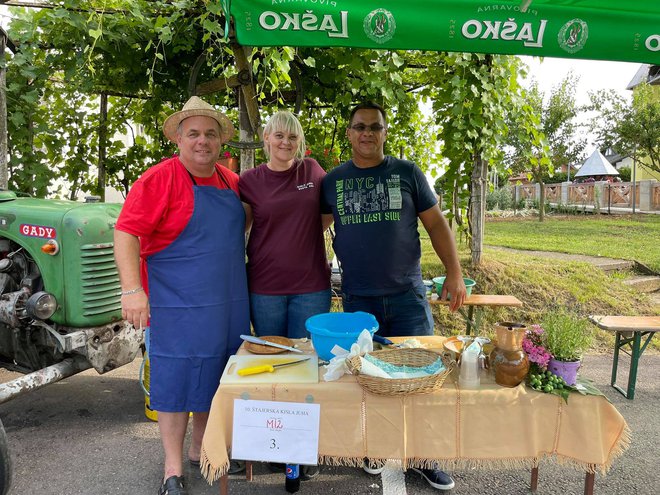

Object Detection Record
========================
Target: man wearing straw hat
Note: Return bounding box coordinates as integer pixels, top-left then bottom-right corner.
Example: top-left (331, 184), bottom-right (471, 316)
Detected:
top-left (115, 96), bottom-right (249, 495)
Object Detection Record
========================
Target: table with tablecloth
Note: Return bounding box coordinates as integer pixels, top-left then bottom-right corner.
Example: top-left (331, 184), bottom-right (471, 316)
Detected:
top-left (199, 337), bottom-right (630, 491)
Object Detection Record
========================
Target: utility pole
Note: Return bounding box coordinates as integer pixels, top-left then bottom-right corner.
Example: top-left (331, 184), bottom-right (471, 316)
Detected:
top-left (0, 30), bottom-right (9, 190)
top-left (632, 146), bottom-right (637, 214)
top-left (98, 92), bottom-right (107, 202)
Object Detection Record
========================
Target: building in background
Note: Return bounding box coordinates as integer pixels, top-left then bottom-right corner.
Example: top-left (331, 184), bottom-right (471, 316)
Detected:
top-left (625, 64), bottom-right (660, 182)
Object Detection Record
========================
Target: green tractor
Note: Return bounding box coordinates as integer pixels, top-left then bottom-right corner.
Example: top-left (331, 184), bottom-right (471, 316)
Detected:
top-left (0, 191), bottom-right (141, 495)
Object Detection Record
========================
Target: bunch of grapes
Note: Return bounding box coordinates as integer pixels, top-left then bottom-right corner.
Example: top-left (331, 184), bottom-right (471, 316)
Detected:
top-left (528, 370), bottom-right (567, 393)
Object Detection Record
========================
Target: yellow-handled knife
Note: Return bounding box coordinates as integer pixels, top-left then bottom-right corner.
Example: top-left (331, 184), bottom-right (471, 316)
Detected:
top-left (237, 357), bottom-right (311, 376)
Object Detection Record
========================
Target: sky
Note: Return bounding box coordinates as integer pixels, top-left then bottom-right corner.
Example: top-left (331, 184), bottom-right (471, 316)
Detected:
top-left (520, 56), bottom-right (640, 106)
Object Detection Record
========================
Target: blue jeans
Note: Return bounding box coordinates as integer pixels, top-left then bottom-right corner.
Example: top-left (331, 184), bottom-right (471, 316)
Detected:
top-left (250, 289), bottom-right (332, 339)
top-left (341, 283), bottom-right (434, 338)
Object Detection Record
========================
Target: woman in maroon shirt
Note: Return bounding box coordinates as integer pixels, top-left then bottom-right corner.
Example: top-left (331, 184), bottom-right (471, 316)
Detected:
top-left (239, 111), bottom-right (331, 338)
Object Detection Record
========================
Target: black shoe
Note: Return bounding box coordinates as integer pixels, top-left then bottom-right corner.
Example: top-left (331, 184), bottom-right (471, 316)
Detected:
top-left (411, 468), bottom-right (455, 490)
top-left (158, 475), bottom-right (187, 495)
top-left (228, 460), bottom-right (246, 475)
top-left (301, 465), bottom-right (320, 480)
top-left (267, 462), bottom-right (285, 473)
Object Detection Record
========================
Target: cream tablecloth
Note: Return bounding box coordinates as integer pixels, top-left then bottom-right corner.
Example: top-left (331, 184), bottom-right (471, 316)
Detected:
top-left (200, 337), bottom-right (629, 481)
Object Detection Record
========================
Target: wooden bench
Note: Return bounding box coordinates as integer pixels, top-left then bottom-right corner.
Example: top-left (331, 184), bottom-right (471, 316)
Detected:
top-left (588, 315), bottom-right (660, 400)
top-left (429, 294), bottom-right (523, 335)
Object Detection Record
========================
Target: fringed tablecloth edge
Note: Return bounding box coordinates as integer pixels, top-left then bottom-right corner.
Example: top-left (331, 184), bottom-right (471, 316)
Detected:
top-left (319, 455), bottom-right (366, 468)
top-left (199, 420), bottom-right (631, 483)
top-left (408, 456), bottom-right (538, 471)
top-left (200, 446), bottom-right (229, 484)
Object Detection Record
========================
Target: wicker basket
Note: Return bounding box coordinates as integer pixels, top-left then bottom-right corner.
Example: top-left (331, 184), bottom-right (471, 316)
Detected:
top-left (345, 348), bottom-right (455, 396)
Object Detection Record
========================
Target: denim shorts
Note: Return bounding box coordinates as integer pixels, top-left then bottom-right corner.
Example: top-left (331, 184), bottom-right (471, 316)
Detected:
top-left (341, 282), bottom-right (433, 338)
top-left (249, 289), bottom-right (332, 339)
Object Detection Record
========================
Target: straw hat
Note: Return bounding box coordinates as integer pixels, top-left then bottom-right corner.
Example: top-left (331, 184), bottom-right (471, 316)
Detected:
top-left (162, 96), bottom-right (235, 143)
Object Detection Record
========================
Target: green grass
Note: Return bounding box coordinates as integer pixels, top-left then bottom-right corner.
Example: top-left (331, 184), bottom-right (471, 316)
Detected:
top-left (482, 215), bottom-right (660, 272)
top-left (418, 218), bottom-right (660, 352)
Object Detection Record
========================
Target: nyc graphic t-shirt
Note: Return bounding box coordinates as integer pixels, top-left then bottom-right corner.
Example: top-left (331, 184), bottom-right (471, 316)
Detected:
top-left (321, 156), bottom-right (437, 296)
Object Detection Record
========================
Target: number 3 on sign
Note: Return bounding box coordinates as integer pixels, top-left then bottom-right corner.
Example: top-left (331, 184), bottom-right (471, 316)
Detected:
top-left (231, 399), bottom-right (320, 465)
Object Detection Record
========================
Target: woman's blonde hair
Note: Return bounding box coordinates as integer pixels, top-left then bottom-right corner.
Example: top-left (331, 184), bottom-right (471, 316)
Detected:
top-left (263, 111), bottom-right (306, 160)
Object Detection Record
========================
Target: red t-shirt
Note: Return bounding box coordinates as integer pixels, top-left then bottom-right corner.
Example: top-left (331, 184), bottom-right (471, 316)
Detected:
top-left (116, 156), bottom-right (240, 293)
top-left (239, 158), bottom-right (330, 294)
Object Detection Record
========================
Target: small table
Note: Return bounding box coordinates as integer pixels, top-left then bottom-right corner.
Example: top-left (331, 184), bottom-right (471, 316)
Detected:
top-left (201, 337), bottom-right (629, 495)
top-left (430, 294), bottom-right (524, 335)
top-left (588, 315), bottom-right (660, 399)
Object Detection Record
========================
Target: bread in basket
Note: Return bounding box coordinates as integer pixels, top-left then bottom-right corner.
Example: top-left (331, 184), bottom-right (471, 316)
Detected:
top-left (345, 348), bottom-right (455, 396)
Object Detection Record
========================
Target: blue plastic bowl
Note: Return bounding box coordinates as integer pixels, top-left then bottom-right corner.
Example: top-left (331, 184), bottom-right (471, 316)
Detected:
top-left (305, 312), bottom-right (379, 361)
top-left (432, 276), bottom-right (476, 297)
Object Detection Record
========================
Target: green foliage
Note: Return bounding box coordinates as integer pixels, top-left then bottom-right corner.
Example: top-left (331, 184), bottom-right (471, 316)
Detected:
top-left (617, 166), bottom-right (632, 182)
top-left (433, 175), bottom-right (450, 196)
top-left (551, 203), bottom-right (582, 215)
top-left (418, 53), bottom-right (531, 228)
top-left (589, 84), bottom-right (660, 174)
top-left (419, 240), bottom-right (658, 351)
top-left (0, 6), bottom-right (334, 192)
top-left (306, 145), bottom-right (340, 172)
top-left (503, 72), bottom-right (585, 220)
top-left (486, 186), bottom-right (513, 210)
top-left (3, 0), bottom-right (533, 271)
top-left (290, 47), bottom-right (444, 175)
top-left (541, 310), bottom-right (593, 362)
top-left (541, 171), bottom-right (568, 183)
top-left (5, 0), bottom-right (222, 197)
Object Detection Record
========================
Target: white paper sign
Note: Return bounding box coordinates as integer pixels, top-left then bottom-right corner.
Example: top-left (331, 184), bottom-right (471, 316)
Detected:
top-left (231, 399), bottom-right (320, 464)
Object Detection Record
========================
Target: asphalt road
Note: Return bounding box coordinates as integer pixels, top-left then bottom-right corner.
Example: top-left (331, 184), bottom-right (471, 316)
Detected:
top-left (1, 352), bottom-right (658, 495)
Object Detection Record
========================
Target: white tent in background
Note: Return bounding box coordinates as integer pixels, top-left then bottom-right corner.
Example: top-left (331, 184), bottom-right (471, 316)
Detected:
top-left (574, 149), bottom-right (620, 178)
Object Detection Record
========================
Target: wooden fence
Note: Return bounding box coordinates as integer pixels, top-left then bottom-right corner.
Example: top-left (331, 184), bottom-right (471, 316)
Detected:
top-left (513, 180), bottom-right (658, 211)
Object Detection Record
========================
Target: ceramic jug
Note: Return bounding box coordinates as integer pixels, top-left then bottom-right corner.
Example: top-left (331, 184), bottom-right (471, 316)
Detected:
top-left (490, 322), bottom-right (529, 387)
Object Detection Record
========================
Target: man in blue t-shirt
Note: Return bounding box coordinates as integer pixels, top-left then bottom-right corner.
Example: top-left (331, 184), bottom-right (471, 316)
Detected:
top-left (321, 101), bottom-right (466, 491)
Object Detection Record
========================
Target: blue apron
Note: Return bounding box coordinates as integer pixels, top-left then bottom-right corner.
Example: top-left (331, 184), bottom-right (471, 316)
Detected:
top-left (148, 168), bottom-right (249, 412)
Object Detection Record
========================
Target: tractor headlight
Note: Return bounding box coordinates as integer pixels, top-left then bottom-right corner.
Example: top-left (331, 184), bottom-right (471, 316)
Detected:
top-left (26, 291), bottom-right (57, 320)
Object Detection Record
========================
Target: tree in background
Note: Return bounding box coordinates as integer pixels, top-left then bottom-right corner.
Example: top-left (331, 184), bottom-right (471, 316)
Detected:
top-left (590, 83), bottom-right (660, 175)
top-left (414, 52), bottom-right (546, 263)
top-left (503, 74), bottom-right (584, 221)
top-left (5, 0), bottom-right (215, 198)
top-left (617, 166), bottom-right (632, 183)
top-left (433, 173), bottom-right (453, 216)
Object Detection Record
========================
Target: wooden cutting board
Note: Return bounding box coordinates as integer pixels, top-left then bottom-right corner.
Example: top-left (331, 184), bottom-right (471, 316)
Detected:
top-left (220, 354), bottom-right (319, 385)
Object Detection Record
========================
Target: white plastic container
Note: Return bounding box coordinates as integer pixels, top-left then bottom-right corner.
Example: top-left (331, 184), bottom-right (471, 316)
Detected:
top-left (458, 340), bottom-right (482, 389)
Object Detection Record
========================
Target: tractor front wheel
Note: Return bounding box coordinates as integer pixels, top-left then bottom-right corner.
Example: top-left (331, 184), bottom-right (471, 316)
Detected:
top-left (0, 418), bottom-right (11, 495)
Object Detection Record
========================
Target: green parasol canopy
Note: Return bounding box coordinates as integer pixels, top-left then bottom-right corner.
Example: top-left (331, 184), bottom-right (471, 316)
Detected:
top-left (226, 0), bottom-right (660, 64)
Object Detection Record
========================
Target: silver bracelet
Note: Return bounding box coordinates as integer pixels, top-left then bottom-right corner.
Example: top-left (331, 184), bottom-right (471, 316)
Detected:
top-left (121, 287), bottom-right (144, 296)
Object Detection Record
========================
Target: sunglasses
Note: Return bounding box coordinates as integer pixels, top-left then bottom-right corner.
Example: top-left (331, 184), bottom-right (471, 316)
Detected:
top-left (349, 124), bottom-right (386, 133)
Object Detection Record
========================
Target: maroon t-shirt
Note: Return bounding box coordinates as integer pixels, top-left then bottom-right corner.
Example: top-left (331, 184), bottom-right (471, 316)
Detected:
top-left (239, 158), bottom-right (330, 294)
